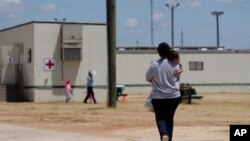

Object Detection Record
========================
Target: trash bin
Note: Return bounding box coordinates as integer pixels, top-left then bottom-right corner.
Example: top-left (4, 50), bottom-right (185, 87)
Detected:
top-left (180, 83), bottom-right (190, 95)
top-left (180, 83), bottom-right (192, 104)
top-left (116, 85), bottom-right (125, 100)
top-left (180, 83), bottom-right (190, 89)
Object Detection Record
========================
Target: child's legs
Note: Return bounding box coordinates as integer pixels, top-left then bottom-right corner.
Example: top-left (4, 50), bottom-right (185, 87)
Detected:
top-left (84, 88), bottom-right (91, 102)
top-left (68, 91), bottom-right (72, 98)
top-left (88, 87), bottom-right (97, 102)
top-left (66, 91), bottom-right (72, 99)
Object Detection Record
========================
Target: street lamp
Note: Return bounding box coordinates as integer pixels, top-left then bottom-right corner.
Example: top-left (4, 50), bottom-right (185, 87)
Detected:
top-left (150, 0), bottom-right (154, 47)
top-left (211, 11), bottom-right (224, 47)
top-left (165, 3), bottom-right (180, 47)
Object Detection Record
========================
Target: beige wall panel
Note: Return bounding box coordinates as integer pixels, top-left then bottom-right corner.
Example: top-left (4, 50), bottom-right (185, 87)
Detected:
top-left (180, 54), bottom-right (221, 84)
top-left (34, 23), bottom-right (65, 86)
top-left (180, 53), bottom-right (250, 84)
top-left (1, 22), bottom-right (108, 102)
top-left (33, 23), bottom-right (108, 87)
top-left (117, 52), bottom-right (250, 86)
top-left (33, 88), bottom-right (107, 102)
top-left (227, 54), bottom-right (250, 83)
top-left (0, 24), bottom-right (34, 86)
top-left (82, 25), bottom-right (107, 86)
top-left (117, 53), bottom-right (158, 85)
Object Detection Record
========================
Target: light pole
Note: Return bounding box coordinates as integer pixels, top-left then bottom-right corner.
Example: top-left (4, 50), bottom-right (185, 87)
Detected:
top-left (211, 11), bottom-right (224, 47)
top-left (165, 3), bottom-right (180, 47)
top-left (150, 0), bottom-right (154, 47)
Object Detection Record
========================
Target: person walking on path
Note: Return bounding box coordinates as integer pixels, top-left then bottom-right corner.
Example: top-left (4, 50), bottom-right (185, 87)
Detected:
top-left (83, 70), bottom-right (97, 104)
top-left (146, 42), bottom-right (182, 141)
top-left (65, 79), bottom-right (73, 103)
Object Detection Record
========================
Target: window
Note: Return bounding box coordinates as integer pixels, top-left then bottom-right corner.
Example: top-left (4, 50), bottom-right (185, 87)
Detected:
top-left (27, 48), bottom-right (32, 63)
top-left (189, 61), bottom-right (203, 71)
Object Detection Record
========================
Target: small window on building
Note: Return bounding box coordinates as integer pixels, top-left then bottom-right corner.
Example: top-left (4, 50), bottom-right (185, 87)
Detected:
top-left (189, 61), bottom-right (203, 71)
top-left (27, 48), bottom-right (32, 63)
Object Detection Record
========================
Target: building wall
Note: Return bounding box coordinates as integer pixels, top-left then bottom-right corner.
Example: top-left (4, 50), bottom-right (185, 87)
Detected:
top-left (116, 53), bottom-right (157, 85)
top-left (2, 21), bottom-right (249, 102)
top-left (82, 25), bottom-right (108, 87)
top-left (1, 22), bottom-right (108, 102)
top-left (117, 51), bottom-right (250, 93)
top-left (31, 23), bottom-right (108, 102)
top-left (34, 23), bottom-right (62, 86)
top-left (0, 23), bottom-right (35, 86)
top-left (31, 89), bottom-right (106, 102)
top-left (33, 23), bottom-right (108, 87)
top-left (180, 53), bottom-right (250, 84)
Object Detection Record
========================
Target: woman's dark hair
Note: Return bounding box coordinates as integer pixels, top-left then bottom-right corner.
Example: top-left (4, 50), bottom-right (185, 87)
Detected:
top-left (157, 42), bottom-right (170, 57)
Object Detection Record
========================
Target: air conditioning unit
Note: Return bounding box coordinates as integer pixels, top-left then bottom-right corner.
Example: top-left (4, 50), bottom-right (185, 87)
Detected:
top-left (62, 43), bottom-right (81, 61)
top-left (61, 24), bottom-right (82, 61)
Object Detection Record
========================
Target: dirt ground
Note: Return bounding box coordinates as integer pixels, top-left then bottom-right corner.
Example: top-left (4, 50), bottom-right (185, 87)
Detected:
top-left (0, 93), bottom-right (250, 140)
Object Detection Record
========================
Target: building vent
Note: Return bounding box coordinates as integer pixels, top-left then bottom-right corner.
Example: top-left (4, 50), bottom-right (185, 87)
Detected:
top-left (62, 48), bottom-right (81, 61)
top-left (61, 24), bottom-right (82, 61)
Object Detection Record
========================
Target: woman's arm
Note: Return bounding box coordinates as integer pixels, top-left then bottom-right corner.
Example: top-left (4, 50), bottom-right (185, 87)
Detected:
top-left (146, 64), bottom-right (153, 83)
top-left (174, 64), bottom-right (183, 76)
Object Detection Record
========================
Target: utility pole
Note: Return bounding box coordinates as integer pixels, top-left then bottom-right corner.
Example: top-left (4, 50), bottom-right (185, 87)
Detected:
top-left (106, 0), bottom-right (116, 108)
top-left (150, 0), bottom-right (154, 47)
top-left (211, 11), bottom-right (224, 47)
top-left (165, 3), bottom-right (180, 47)
top-left (181, 28), bottom-right (184, 47)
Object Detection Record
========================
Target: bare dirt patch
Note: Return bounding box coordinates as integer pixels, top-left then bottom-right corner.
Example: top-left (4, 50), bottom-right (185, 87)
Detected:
top-left (0, 93), bottom-right (250, 140)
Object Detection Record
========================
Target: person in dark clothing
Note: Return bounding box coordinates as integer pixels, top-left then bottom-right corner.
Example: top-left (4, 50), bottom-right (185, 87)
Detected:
top-left (146, 42), bottom-right (182, 141)
top-left (83, 70), bottom-right (97, 104)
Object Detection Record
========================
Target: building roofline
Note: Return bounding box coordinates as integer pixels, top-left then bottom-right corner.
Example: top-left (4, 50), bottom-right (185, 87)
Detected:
top-left (117, 50), bottom-right (250, 54)
top-left (0, 21), bottom-right (106, 32)
top-left (116, 46), bottom-right (250, 54)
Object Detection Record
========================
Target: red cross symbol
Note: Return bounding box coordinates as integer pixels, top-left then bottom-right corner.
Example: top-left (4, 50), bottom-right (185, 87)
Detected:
top-left (46, 60), bottom-right (54, 69)
top-left (44, 58), bottom-right (55, 70)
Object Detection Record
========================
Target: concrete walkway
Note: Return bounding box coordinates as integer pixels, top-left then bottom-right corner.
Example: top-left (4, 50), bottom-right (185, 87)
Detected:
top-left (0, 123), bottom-right (122, 141)
top-left (0, 123), bottom-right (228, 141)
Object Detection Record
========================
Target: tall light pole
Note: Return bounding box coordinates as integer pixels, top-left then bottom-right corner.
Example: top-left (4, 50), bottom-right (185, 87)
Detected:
top-left (181, 28), bottom-right (184, 47)
top-left (150, 0), bottom-right (154, 47)
top-left (165, 3), bottom-right (180, 47)
top-left (211, 11), bottom-right (224, 47)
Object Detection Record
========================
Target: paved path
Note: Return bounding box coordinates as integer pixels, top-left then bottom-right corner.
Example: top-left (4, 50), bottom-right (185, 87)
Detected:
top-left (0, 123), bottom-right (228, 141)
top-left (0, 123), bottom-right (122, 141)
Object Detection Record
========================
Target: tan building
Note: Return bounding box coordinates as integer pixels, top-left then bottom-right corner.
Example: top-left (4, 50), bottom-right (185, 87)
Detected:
top-left (0, 21), bottom-right (108, 102)
top-left (1, 21), bottom-right (249, 102)
top-left (116, 47), bottom-right (250, 94)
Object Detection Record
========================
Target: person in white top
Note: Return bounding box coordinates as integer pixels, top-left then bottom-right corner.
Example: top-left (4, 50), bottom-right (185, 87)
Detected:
top-left (146, 42), bottom-right (182, 141)
top-left (83, 70), bottom-right (97, 104)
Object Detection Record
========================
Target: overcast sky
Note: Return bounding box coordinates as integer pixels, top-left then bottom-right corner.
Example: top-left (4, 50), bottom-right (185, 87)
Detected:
top-left (0, 0), bottom-right (249, 49)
